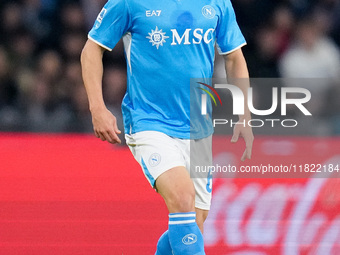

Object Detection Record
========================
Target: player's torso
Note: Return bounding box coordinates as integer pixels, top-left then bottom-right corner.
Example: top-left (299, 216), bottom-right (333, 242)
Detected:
top-left (121, 0), bottom-right (221, 138)
top-left (126, 0), bottom-right (221, 55)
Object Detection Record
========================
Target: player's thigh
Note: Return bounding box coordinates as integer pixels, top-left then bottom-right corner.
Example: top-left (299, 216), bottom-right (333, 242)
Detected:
top-left (189, 135), bottom-right (213, 211)
top-left (126, 131), bottom-right (186, 188)
top-left (155, 166), bottom-right (196, 213)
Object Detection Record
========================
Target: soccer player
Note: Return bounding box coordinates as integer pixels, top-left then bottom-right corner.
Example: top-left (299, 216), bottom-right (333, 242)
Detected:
top-left (81, 0), bottom-right (253, 254)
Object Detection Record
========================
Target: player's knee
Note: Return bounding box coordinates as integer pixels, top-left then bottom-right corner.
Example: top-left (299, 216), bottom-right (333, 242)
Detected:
top-left (167, 188), bottom-right (195, 212)
top-left (196, 209), bottom-right (209, 233)
top-left (196, 217), bottom-right (206, 233)
top-left (197, 210), bottom-right (209, 223)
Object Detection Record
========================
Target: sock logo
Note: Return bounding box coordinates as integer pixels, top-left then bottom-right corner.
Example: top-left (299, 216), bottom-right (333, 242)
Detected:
top-left (182, 233), bottom-right (197, 245)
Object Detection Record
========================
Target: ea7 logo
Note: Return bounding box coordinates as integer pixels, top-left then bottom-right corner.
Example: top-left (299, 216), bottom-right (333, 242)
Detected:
top-left (146, 10), bottom-right (161, 17)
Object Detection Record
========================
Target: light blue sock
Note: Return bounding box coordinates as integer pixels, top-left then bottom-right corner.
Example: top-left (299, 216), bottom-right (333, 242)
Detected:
top-left (167, 212), bottom-right (205, 255)
top-left (155, 230), bottom-right (172, 255)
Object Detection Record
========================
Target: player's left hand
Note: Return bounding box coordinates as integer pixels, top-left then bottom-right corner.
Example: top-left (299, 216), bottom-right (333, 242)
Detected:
top-left (231, 122), bottom-right (254, 161)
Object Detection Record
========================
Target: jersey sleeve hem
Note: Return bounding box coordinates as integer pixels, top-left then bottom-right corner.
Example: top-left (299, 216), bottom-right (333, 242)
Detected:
top-left (218, 42), bottom-right (247, 55)
top-left (88, 35), bottom-right (113, 51)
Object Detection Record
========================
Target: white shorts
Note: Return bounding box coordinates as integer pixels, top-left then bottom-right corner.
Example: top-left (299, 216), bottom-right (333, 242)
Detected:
top-left (125, 131), bottom-right (212, 210)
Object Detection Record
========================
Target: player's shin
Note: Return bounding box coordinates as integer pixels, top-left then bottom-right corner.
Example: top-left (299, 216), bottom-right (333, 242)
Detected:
top-left (167, 212), bottom-right (205, 255)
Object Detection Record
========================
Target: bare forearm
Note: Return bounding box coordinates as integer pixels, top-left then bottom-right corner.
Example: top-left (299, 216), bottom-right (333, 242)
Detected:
top-left (80, 39), bottom-right (106, 111)
top-left (225, 49), bottom-right (254, 161)
top-left (224, 49), bottom-right (251, 120)
top-left (80, 39), bottom-right (121, 144)
top-left (225, 50), bottom-right (249, 79)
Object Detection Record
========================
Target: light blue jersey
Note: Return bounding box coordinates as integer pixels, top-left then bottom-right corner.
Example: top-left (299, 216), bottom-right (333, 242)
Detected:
top-left (89, 0), bottom-right (246, 139)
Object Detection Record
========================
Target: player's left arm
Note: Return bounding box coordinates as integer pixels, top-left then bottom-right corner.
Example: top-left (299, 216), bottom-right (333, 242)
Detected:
top-left (224, 48), bottom-right (254, 161)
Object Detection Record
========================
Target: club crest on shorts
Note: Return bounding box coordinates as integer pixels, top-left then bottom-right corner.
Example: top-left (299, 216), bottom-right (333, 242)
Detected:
top-left (149, 153), bottom-right (161, 167)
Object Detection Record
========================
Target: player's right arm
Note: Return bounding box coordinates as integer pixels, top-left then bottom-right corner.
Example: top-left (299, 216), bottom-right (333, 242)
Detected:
top-left (80, 39), bottom-right (121, 144)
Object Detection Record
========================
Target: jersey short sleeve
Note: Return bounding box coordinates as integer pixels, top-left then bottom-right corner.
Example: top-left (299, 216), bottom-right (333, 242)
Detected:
top-left (88, 0), bottom-right (131, 51)
top-left (215, 0), bottom-right (246, 55)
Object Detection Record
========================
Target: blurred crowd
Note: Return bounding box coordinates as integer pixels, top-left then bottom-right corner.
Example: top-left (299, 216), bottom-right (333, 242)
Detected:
top-left (0, 0), bottom-right (340, 135)
top-left (0, 0), bottom-right (126, 134)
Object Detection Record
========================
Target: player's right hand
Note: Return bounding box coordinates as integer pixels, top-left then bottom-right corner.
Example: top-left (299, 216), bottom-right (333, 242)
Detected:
top-left (90, 107), bottom-right (121, 144)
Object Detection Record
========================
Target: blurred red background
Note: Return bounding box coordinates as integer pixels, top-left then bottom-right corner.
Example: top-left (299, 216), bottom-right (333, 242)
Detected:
top-left (0, 134), bottom-right (339, 255)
